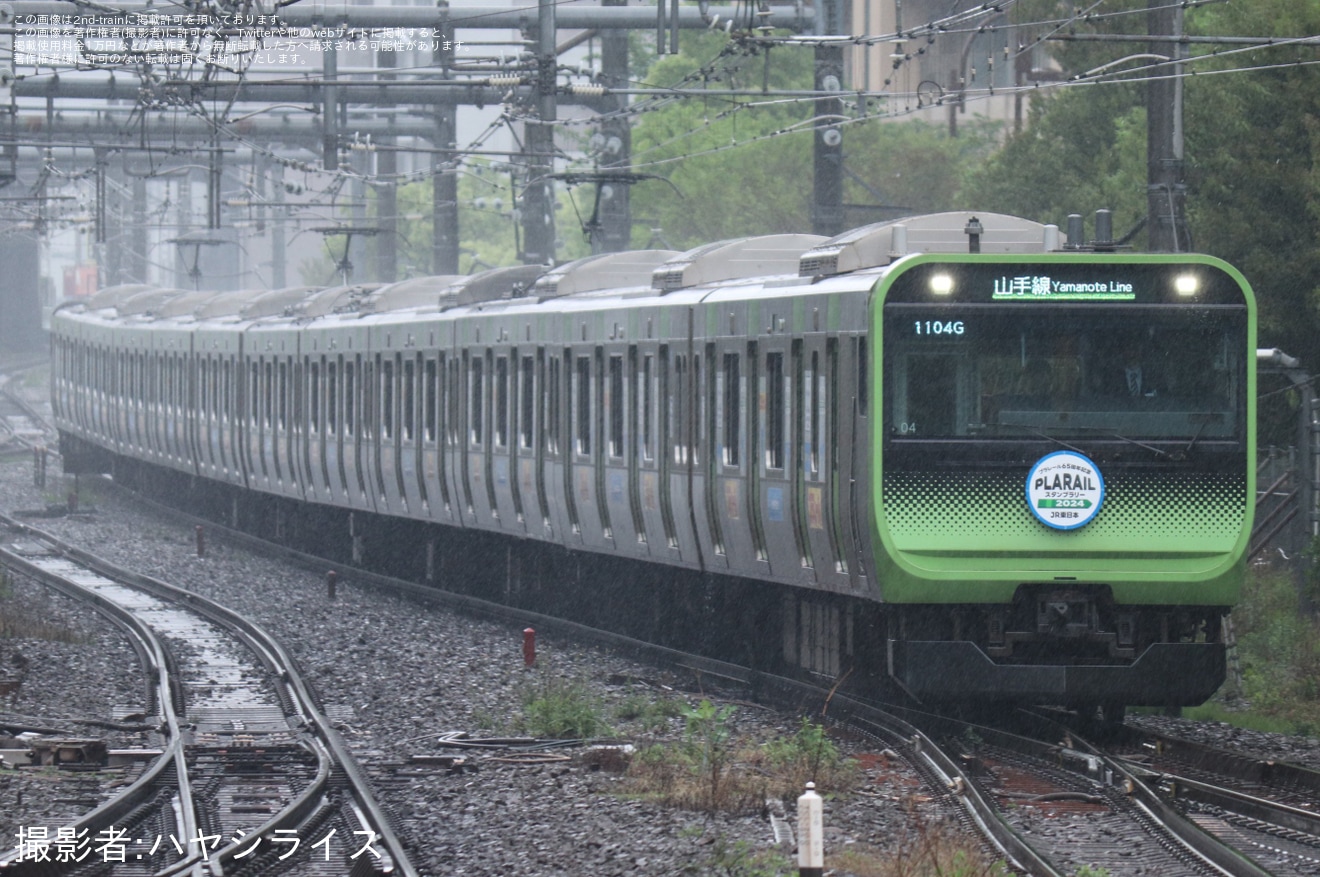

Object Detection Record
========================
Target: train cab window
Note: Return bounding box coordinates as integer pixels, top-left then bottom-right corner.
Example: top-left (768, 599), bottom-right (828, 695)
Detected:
top-left (766, 351), bottom-right (785, 471)
top-left (575, 355), bottom-right (591, 456)
top-left (608, 354), bottom-right (625, 460)
top-left (495, 355), bottom-right (509, 449)
top-left (424, 359), bottom-right (437, 442)
top-left (469, 356), bottom-right (485, 445)
top-left (722, 352), bottom-right (741, 468)
top-left (520, 355), bottom-right (535, 451)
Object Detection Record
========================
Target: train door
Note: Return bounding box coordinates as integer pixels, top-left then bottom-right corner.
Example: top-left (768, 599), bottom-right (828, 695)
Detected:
top-left (711, 337), bottom-right (757, 572)
top-left (568, 345), bottom-right (609, 548)
top-left (833, 331), bottom-right (870, 591)
top-left (756, 338), bottom-right (803, 580)
top-left (660, 341), bottom-right (701, 567)
top-left (305, 354), bottom-right (324, 503)
top-left (602, 343), bottom-right (640, 550)
top-left (447, 354), bottom-right (474, 526)
top-left (490, 347), bottom-right (524, 532)
top-left (635, 342), bottom-right (673, 559)
top-left (374, 352), bottom-right (404, 514)
top-left (797, 333), bottom-right (852, 591)
top-left (544, 349), bottom-right (575, 543)
top-left (324, 354), bottom-right (344, 502)
top-left (421, 353), bottom-right (444, 521)
top-left (512, 347), bottom-right (551, 538)
top-left (342, 354), bottom-right (372, 509)
top-left (399, 352), bottom-right (422, 517)
top-left (688, 344), bottom-right (727, 571)
top-left (463, 347), bottom-right (498, 527)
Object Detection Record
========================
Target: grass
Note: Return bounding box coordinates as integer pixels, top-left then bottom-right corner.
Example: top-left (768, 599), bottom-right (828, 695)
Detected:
top-left (1195, 556), bottom-right (1320, 735)
top-left (0, 569), bottom-right (87, 644)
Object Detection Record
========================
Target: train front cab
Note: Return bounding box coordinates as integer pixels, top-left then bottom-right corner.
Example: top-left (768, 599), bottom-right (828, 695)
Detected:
top-left (871, 252), bottom-right (1256, 711)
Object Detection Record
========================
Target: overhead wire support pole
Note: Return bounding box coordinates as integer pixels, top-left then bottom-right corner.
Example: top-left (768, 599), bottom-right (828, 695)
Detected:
top-left (1145, 0), bottom-right (1185, 253)
top-left (521, 0), bottom-right (556, 265)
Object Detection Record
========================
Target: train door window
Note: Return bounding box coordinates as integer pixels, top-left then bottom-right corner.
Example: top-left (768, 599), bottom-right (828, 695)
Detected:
top-left (424, 358), bottom-right (437, 442)
top-left (263, 362), bottom-right (273, 428)
top-left (575, 355), bottom-right (591, 456)
top-left (278, 361), bottom-right (288, 431)
top-left (343, 359), bottom-right (356, 436)
top-left (310, 360), bottom-right (321, 432)
top-left (327, 360), bottom-right (338, 434)
top-left (495, 355), bottom-right (509, 449)
top-left (520, 355), bottom-right (535, 450)
top-left (671, 353), bottom-right (686, 465)
top-left (856, 337), bottom-right (869, 417)
top-left (403, 357), bottom-right (416, 441)
top-left (722, 351), bottom-right (741, 468)
top-left (806, 351), bottom-right (820, 476)
top-left (546, 354), bottom-right (561, 455)
top-left (469, 356), bottom-right (485, 445)
top-left (608, 353), bottom-right (624, 460)
top-left (221, 361), bottom-right (231, 423)
top-left (792, 341), bottom-right (813, 570)
top-left (692, 353), bottom-right (701, 464)
top-left (704, 344), bottom-right (724, 554)
top-left (447, 358), bottom-right (460, 445)
top-left (827, 338), bottom-right (848, 575)
top-left (766, 351), bottom-right (785, 471)
top-left (381, 357), bottom-right (395, 439)
top-left (641, 352), bottom-right (654, 463)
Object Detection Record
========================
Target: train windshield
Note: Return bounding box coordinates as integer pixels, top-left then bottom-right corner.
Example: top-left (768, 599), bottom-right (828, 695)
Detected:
top-left (883, 306), bottom-right (1247, 442)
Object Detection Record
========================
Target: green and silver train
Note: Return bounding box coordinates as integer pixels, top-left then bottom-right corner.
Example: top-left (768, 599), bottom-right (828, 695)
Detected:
top-left (52, 212), bottom-right (1255, 714)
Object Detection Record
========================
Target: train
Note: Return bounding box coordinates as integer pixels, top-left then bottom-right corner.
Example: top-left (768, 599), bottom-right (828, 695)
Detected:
top-left (49, 211), bottom-right (1257, 718)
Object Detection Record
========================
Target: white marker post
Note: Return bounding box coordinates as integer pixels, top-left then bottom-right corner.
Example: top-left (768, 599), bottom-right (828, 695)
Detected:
top-left (797, 781), bottom-right (823, 877)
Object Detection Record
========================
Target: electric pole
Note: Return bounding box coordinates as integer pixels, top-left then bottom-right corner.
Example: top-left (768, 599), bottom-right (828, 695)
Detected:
top-left (1146, 0), bottom-right (1187, 252)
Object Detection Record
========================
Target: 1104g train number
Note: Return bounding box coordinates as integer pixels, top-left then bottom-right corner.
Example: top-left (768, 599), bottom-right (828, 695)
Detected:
top-left (913, 320), bottom-right (965, 335)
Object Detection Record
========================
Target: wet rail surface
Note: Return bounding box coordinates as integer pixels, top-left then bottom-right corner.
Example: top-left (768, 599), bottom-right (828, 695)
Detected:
top-left (0, 515), bottom-right (416, 877)
top-left (7, 357), bottom-right (1318, 875)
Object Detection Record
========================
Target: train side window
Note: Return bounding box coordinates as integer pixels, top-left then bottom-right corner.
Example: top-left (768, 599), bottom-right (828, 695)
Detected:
top-left (766, 351), bottom-right (785, 471)
top-left (608, 353), bottom-right (624, 460)
top-left (722, 351), bottom-right (741, 468)
top-left (424, 358), bottom-right (437, 442)
top-left (575, 355), bottom-right (591, 456)
top-left (495, 354), bottom-right (509, 449)
top-left (469, 356), bottom-right (485, 445)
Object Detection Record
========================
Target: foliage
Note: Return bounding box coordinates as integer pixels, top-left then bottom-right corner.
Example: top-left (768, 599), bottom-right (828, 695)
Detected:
top-left (627, 31), bottom-right (994, 249)
top-left (757, 716), bottom-right (847, 797)
top-left (614, 691), bottom-right (685, 732)
top-left (960, 0), bottom-right (1320, 417)
top-left (701, 835), bottom-right (792, 877)
top-left (829, 820), bottom-right (1010, 877)
top-left (517, 670), bottom-right (612, 739)
top-left (1209, 561), bottom-right (1320, 731)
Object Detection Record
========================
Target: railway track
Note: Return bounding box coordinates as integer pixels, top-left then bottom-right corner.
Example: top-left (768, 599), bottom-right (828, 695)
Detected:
top-left (6, 360), bottom-right (1320, 875)
top-left (0, 513), bottom-right (417, 876)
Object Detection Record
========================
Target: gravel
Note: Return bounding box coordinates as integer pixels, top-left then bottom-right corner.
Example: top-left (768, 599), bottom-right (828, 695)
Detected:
top-left (0, 461), bottom-right (950, 875)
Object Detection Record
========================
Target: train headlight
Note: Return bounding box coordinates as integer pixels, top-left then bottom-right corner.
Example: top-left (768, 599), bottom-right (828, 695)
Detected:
top-left (1173, 273), bottom-right (1200, 296)
top-left (929, 273), bottom-right (954, 295)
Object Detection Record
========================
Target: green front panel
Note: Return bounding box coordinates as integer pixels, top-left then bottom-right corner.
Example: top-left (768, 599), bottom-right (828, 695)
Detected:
top-left (871, 252), bottom-right (1257, 607)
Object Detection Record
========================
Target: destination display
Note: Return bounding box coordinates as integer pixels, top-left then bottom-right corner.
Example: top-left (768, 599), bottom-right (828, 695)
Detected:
top-left (991, 275), bottom-right (1135, 301)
